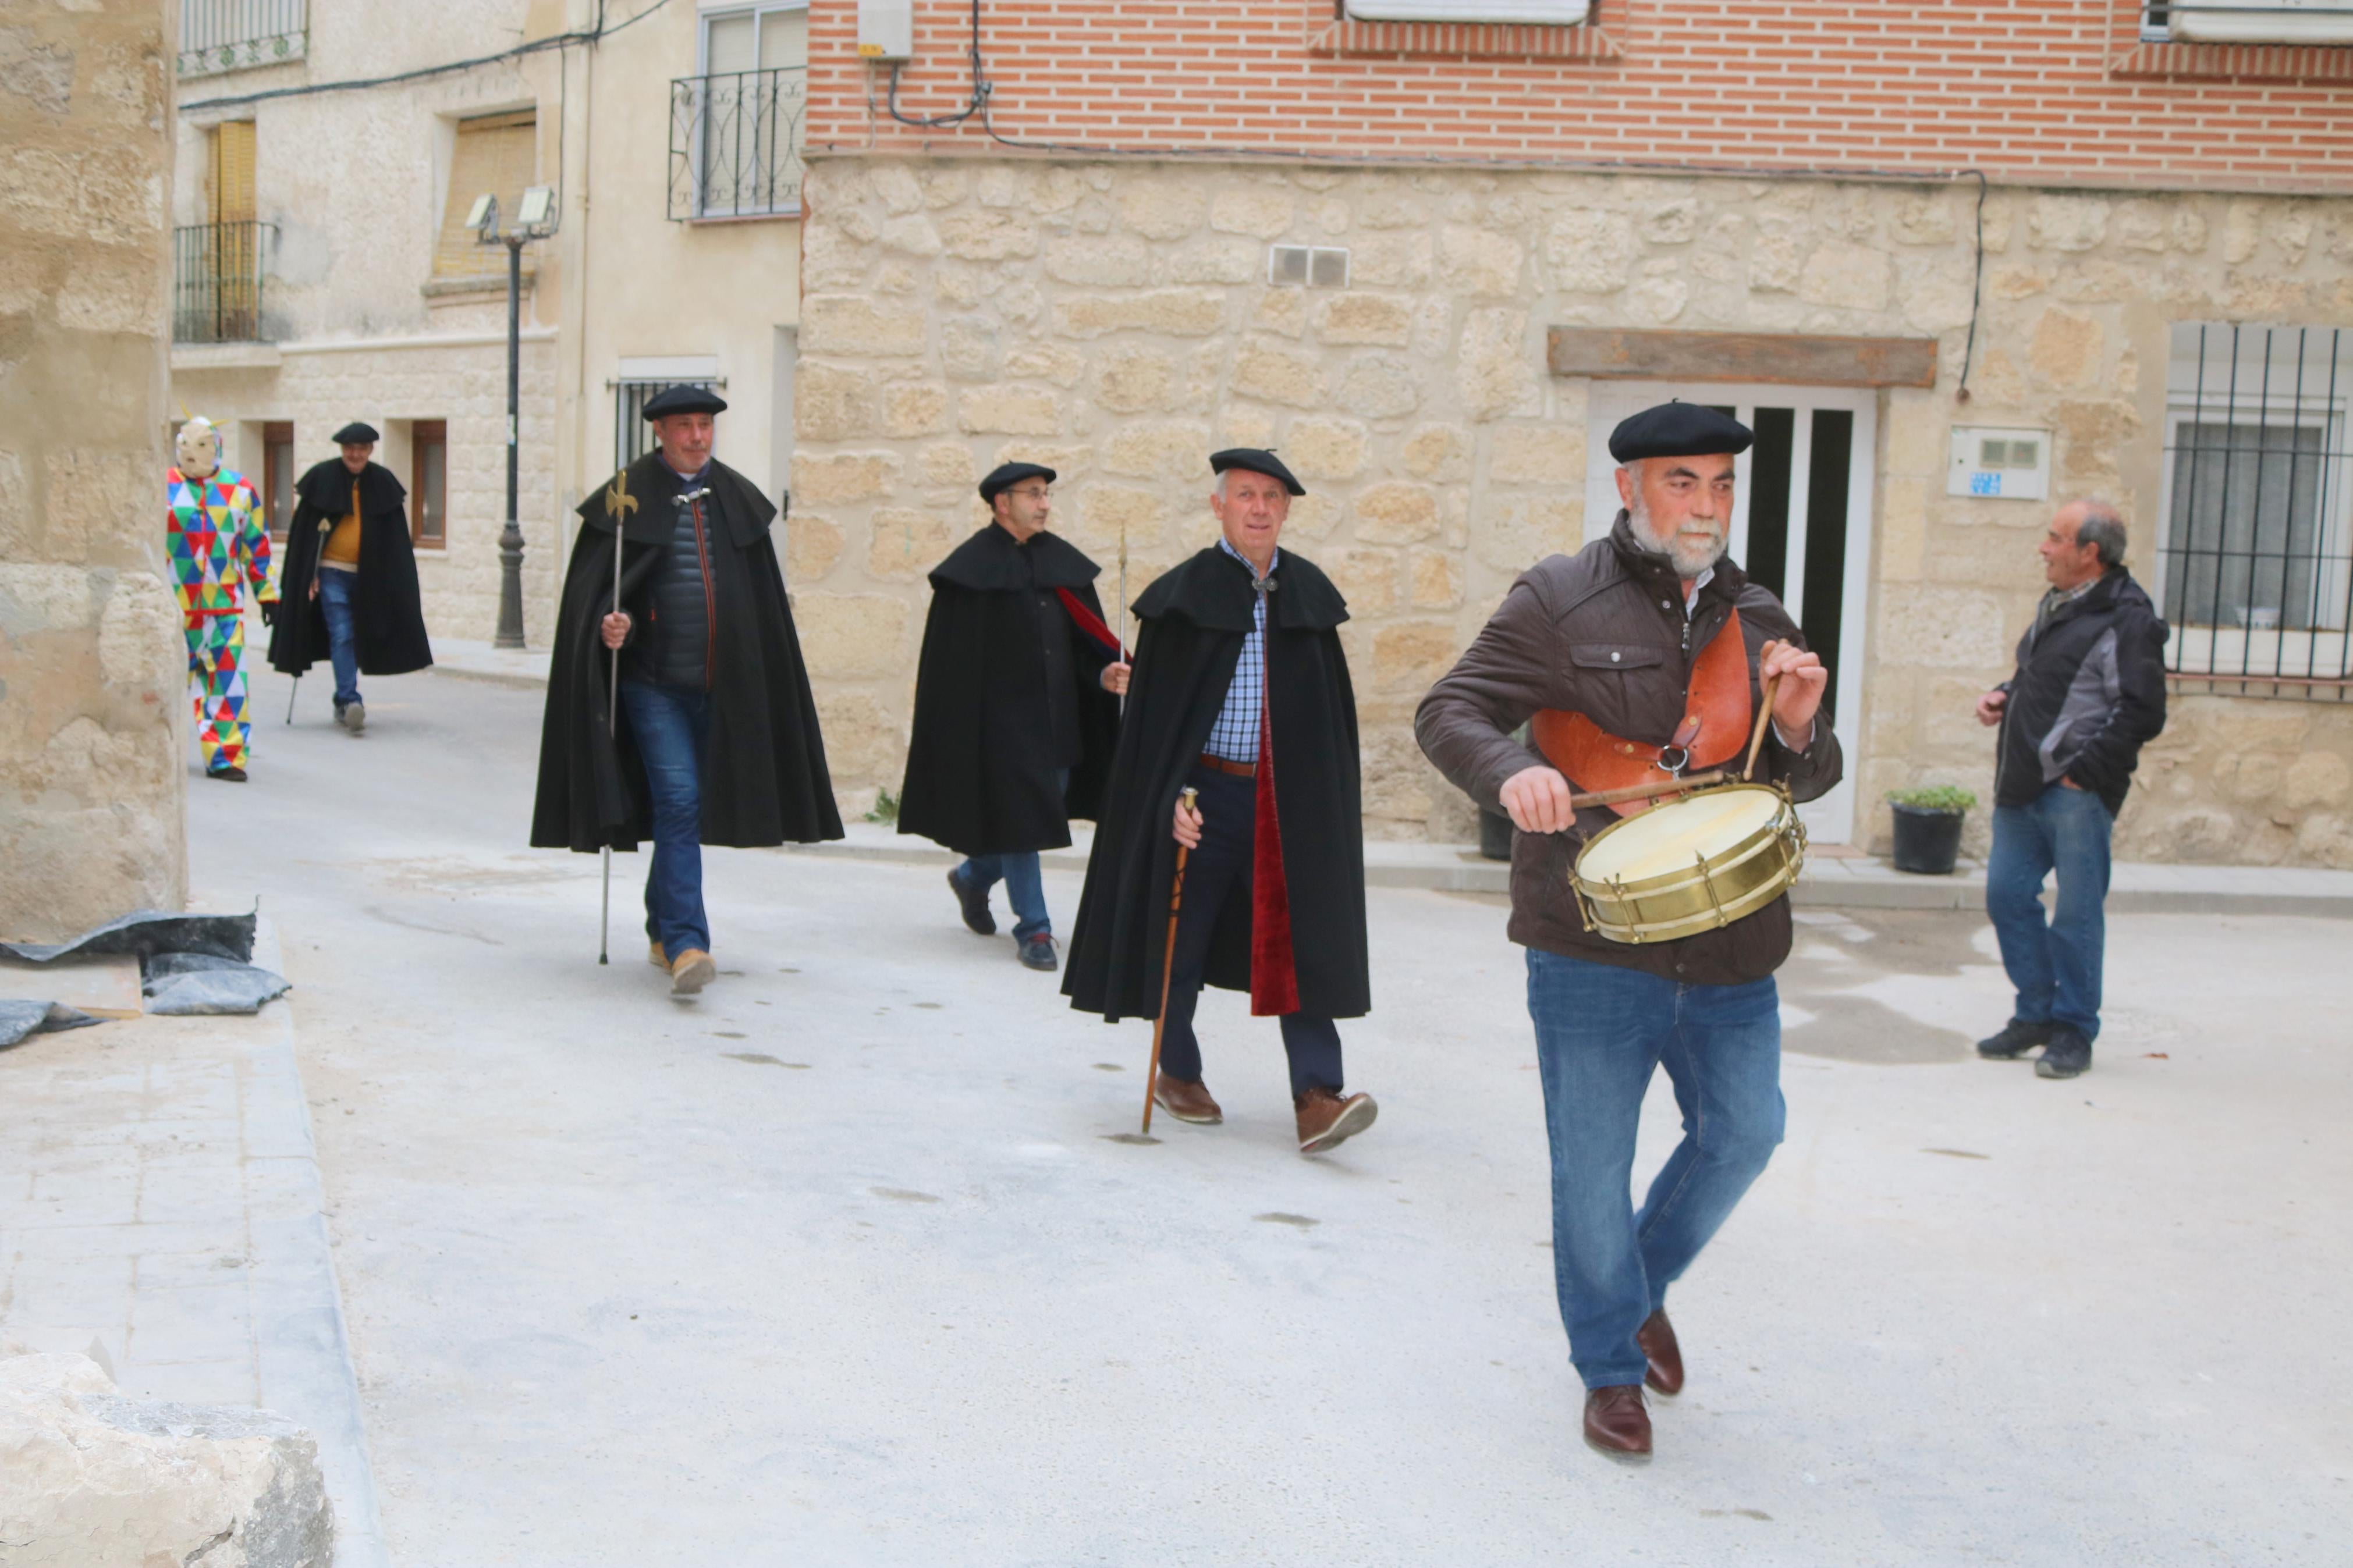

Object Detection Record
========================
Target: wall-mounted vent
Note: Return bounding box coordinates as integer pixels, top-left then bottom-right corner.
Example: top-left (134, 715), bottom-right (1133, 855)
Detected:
top-left (1269, 245), bottom-right (1350, 288)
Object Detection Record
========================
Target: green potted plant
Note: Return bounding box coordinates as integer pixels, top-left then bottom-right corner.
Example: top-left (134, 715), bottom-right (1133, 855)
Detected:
top-left (1885, 784), bottom-right (1976, 875)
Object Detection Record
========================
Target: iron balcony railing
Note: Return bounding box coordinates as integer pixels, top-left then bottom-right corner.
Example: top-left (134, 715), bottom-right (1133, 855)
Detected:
top-left (173, 221), bottom-right (269, 343)
top-left (179, 0), bottom-right (307, 78)
top-left (668, 67), bottom-right (807, 221)
top-left (2159, 323), bottom-right (2352, 699)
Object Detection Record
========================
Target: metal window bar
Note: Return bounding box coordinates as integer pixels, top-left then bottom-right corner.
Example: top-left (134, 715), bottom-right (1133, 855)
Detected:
top-left (2160, 324), bottom-right (2351, 701)
top-left (668, 68), bottom-right (807, 221)
top-left (179, 0), bottom-right (307, 77)
top-left (613, 380), bottom-right (723, 470)
top-left (172, 221), bottom-right (268, 343)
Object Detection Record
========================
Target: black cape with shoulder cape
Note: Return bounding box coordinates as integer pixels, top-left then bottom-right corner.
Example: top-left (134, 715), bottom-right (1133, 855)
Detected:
top-left (267, 459), bottom-right (432, 677)
top-left (896, 527), bottom-right (1120, 858)
top-left (1062, 544), bottom-right (1369, 1022)
top-left (529, 454), bottom-right (843, 852)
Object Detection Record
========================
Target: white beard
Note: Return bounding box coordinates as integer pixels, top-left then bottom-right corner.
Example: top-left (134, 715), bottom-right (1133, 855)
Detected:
top-left (1628, 497), bottom-right (1727, 578)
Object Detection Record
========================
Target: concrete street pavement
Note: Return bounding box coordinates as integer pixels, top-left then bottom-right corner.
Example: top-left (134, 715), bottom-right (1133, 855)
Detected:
top-left (187, 650), bottom-right (2353, 1566)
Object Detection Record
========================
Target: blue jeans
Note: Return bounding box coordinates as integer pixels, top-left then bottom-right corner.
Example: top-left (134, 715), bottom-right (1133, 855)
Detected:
top-left (953, 770), bottom-right (1070, 943)
top-left (1987, 784), bottom-right (2114, 1041)
top-left (958, 853), bottom-right (1049, 941)
top-left (317, 567), bottom-right (361, 707)
top-left (1525, 948), bottom-right (1785, 1391)
top-left (620, 680), bottom-right (712, 961)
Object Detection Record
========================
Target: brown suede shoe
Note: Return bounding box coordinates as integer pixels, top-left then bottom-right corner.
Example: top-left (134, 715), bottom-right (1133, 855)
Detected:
top-left (1295, 1087), bottom-right (1378, 1154)
top-left (1583, 1384), bottom-right (1652, 1459)
top-left (1152, 1075), bottom-right (1223, 1125)
top-left (1637, 1309), bottom-right (1684, 1396)
top-left (669, 948), bottom-right (716, 995)
top-left (648, 941), bottom-right (669, 970)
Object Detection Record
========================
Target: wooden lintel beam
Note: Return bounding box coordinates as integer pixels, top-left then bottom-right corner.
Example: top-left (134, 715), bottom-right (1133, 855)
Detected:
top-left (1548, 328), bottom-right (1940, 389)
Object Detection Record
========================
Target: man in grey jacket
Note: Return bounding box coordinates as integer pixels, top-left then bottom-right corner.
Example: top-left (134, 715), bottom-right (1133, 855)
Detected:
top-left (1972, 500), bottom-right (2169, 1080)
top-left (1417, 402), bottom-right (1840, 1460)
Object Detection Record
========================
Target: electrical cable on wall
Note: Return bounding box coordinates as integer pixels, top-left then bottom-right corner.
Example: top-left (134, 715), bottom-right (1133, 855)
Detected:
top-left (884, 0), bottom-right (989, 129)
top-left (1954, 171), bottom-right (1989, 404)
top-left (180, 0), bottom-right (676, 113)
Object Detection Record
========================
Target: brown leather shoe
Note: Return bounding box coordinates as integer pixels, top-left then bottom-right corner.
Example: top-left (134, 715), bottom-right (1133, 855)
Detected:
top-left (1152, 1075), bottom-right (1223, 1125)
top-left (1295, 1087), bottom-right (1378, 1154)
top-left (1637, 1309), bottom-right (1684, 1396)
top-left (669, 948), bottom-right (716, 995)
top-left (648, 941), bottom-right (669, 970)
top-left (1583, 1384), bottom-right (1652, 1459)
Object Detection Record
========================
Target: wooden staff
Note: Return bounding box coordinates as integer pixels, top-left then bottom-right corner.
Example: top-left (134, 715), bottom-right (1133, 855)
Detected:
top-left (1141, 786), bottom-right (1199, 1135)
top-left (1743, 663), bottom-right (1787, 783)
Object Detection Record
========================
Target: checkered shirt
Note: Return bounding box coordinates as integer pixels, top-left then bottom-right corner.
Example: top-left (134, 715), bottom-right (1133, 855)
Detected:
top-left (1204, 537), bottom-right (1278, 763)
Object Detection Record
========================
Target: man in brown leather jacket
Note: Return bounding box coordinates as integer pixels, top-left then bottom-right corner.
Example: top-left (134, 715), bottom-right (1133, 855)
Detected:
top-left (1416, 402), bottom-right (1840, 1460)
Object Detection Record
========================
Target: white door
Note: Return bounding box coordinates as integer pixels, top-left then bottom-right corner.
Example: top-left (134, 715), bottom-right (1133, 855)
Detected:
top-left (1585, 382), bottom-right (1877, 843)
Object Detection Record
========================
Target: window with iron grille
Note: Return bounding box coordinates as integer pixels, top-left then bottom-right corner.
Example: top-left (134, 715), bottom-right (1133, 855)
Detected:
top-left (2157, 323), bottom-right (2352, 698)
top-left (614, 378), bottom-right (725, 470)
top-left (180, 0), bottom-right (307, 79)
top-left (670, 5), bottom-right (808, 221)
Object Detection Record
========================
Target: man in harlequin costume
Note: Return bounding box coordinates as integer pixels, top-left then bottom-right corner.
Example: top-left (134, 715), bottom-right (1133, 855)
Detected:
top-left (166, 416), bottom-right (275, 783)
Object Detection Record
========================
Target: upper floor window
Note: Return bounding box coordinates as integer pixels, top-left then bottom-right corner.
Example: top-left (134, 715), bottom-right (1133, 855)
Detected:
top-left (180, 0), bottom-right (308, 79)
top-left (435, 111), bottom-right (539, 280)
top-left (2149, 2), bottom-right (2353, 44)
top-left (670, 3), bottom-right (808, 221)
top-left (1342, 0), bottom-right (1589, 21)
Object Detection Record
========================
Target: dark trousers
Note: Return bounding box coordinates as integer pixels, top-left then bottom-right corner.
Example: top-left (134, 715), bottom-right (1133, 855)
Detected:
top-left (620, 679), bottom-right (712, 961)
top-left (1156, 766), bottom-right (1343, 1098)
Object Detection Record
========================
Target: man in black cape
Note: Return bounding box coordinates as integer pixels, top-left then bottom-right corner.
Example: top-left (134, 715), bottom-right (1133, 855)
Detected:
top-left (1063, 449), bottom-right (1378, 1156)
top-left (897, 462), bottom-right (1130, 971)
top-left (530, 385), bottom-right (842, 995)
top-left (267, 421), bottom-right (432, 731)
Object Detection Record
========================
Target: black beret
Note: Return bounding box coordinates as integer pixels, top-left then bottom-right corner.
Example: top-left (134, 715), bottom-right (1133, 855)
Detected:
top-left (641, 384), bottom-right (728, 420)
top-left (979, 461), bottom-right (1056, 504)
top-left (1209, 447), bottom-right (1305, 497)
top-left (331, 422), bottom-right (379, 445)
top-left (1607, 401), bottom-right (1753, 463)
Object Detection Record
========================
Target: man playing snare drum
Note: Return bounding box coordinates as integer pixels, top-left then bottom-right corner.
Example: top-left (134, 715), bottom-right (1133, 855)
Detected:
top-left (1415, 402), bottom-right (1839, 1460)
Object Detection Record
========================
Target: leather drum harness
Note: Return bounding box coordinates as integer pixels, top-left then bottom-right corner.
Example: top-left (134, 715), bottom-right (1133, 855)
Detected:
top-left (1529, 607), bottom-right (1752, 819)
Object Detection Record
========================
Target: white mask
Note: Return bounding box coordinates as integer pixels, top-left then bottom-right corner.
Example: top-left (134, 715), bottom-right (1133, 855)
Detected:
top-left (175, 417), bottom-right (222, 480)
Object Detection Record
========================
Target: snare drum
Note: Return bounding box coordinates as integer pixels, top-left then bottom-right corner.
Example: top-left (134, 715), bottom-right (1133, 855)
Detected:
top-left (1570, 784), bottom-right (1806, 945)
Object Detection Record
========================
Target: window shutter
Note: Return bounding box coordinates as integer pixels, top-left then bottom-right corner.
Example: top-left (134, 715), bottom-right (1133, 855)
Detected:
top-left (435, 111), bottom-right (538, 278)
top-left (1343, 0), bottom-right (1589, 21)
top-left (210, 121), bottom-right (256, 224)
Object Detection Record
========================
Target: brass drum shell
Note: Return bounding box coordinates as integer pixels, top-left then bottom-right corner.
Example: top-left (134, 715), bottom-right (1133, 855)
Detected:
top-left (1570, 785), bottom-right (1808, 945)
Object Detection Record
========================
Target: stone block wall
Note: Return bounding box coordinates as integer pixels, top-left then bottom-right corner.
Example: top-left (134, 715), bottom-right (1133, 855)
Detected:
top-left (1, 0), bottom-right (186, 940)
top-left (791, 152), bottom-right (2353, 860)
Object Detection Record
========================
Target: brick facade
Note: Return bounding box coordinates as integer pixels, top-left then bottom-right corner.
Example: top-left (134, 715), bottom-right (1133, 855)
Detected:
top-left (808, 2), bottom-right (2347, 192)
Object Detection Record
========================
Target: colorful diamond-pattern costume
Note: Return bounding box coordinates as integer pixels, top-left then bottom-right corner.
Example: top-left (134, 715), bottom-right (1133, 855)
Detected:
top-left (167, 466), bottom-right (275, 774)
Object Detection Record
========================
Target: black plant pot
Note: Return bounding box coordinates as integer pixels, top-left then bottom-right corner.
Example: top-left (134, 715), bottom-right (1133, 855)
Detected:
top-left (1478, 806), bottom-right (1515, 861)
top-left (1889, 803), bottom-right (1965, 875)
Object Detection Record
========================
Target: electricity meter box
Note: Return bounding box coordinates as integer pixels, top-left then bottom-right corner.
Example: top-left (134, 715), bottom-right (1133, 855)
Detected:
top-left (1947, 426), bottom-right (2051, 501)
top-left (858, 0), bottom-right (913, 61)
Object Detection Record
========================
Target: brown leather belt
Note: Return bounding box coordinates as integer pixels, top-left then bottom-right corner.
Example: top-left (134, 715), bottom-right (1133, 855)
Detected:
top-left (1197, 752), bottom-right (1256, 778)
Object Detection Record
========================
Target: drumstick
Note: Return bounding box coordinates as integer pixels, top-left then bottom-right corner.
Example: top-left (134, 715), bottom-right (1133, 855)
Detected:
top-left (1743, 666), bottom-right (1785, 782)
top-left (1567, 769), bottom-right (1729, 811)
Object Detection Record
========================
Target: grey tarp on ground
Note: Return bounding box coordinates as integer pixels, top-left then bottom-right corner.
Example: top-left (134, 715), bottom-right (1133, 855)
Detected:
top-left (0, 910), bottom-right (257, 965)
top-left (142, 952), bottom-right (292, 1016)
top-left (0, 1001), bottom-right (101, 1051)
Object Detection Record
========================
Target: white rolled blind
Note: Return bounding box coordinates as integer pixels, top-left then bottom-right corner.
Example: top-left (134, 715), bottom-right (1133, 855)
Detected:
top-left (1344, 0), bottom-right (1589, 22)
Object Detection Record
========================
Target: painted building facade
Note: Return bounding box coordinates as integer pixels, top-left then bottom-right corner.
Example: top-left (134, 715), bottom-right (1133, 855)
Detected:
top-left (785, 0), bottom-right (2353, 864)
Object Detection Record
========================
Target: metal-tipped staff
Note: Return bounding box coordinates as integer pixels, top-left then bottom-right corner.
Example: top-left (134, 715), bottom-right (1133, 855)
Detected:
top-left (1116, 527), bottom-right (1128, 718)
top-left (285, 675), bottom-right (299, 724)
top-left (599, 523), bottom-right (624, 966)
top-left (1141, 786), bottom-right (1200, 1135)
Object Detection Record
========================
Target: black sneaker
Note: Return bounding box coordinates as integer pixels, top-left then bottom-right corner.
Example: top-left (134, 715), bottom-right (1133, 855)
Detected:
top-left (1017, 933), bottom-right (1057, 971)
top-left (1977, 1019), bottom-right (2054, 1060)
top-left (2035, 1026), bottom-right (2093, 1079)
top-left (948, 867), bottom-right (995, 935)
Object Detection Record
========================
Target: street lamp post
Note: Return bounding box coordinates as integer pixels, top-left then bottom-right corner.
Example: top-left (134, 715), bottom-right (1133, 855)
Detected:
top-left (466, 186), bottom-right (558, 649)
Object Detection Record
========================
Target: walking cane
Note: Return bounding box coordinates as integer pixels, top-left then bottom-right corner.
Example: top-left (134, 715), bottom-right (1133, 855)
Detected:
top-left (1116, 529), bottom-right (1128, 720)
top-left (1141, 787), bottom-right (1201, 1135)
top-left (285, 674), bottom-right (299, 725)
top-left (598, 528), bottom-right (623, 966)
